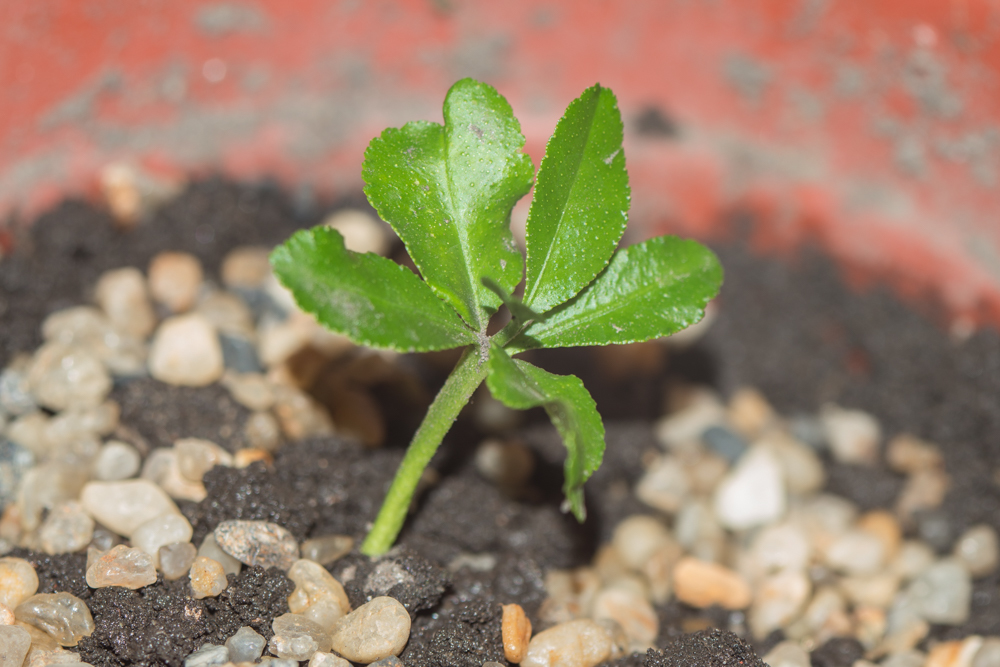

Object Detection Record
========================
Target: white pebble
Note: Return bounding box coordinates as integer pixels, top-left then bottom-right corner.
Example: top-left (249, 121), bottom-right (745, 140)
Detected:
top-left (148, 314), bottom-right (224, 387)
top-left (86, 545), bottom-right (157, 590)
top-left (94, 267), bottom-right (157, 339)
top-left (903, 557), bottom-right (972, 625)
top-left (159, 542), bottom-right (197, 580)
top-left (747, 523), bottom-right (811, 578)
top-left (148, 251), bottom-right (203, 313)
top-left (80, 479), bottom-right (180, 538)
top-left (824, 530), bottom-right (886, 575)
top-left (175, 438), bottom-right (233, 482)
top-left (225, 626), bottom-right (266, 663)
top-left (299, 535), bottom-right (354, 567)
top-left (819, 404), bottom-right (880, 465)
top-left (308, 652), bottom-right (351, 667)
top-left (38, 502), bottom-right (94, 555)
top-left (91, 441), bottom-right (141, 481)
top-left (590, 584), bottom-right (658, 645)
top-left (269, 613), bottom-right (331, 659)
top-left (141, 448), bottom-right (207, 502)
top-left (714, 446), bottom-right (786, 530)
top-left (131, 514), bottom-right (193, 568)
top-left (635, 456), bottom-right (690, 514)
top-left (221, 246), bottom-right (271, 289)
top-left (521, 618), bottom-right (613, 667)
top-left (198, 532), bottom-right (242, 576)
top-left (183, 644), bottom-right (229, 667)
top-left (891, 540), bottom-right (937, 581)
top-left (26, 344), bottom-right (111, 412)
top-left (329, 597), bottom-right (410, 664)
top-left (611, 515), bottom-right (674, 572)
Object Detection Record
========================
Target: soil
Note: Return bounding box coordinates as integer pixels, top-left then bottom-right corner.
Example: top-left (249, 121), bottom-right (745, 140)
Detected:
top-left (2, 179), bottom-right (999, 666)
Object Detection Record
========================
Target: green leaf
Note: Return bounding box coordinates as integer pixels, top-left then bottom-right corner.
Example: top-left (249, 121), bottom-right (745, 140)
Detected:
top-left (480, 277), bottom-right (542, 325)
top-left (485, 345), bottom-right (605, 521)
top-left (512, 235), bottom-right (722, 349)
top-left (522, 83), bottom-right (630, 313)
top-left (270, 226), bottom-right (477, 352)
top-left (362, 78), bottom-right (533, 330)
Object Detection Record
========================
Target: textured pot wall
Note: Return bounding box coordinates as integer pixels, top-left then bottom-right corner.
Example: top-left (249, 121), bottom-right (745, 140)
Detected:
top-left (3, 0), bottom-right (1000, 327)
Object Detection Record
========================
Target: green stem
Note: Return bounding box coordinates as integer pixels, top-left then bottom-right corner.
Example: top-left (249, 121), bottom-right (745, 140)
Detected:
top-left (361, 347), bottom-right (488, 556)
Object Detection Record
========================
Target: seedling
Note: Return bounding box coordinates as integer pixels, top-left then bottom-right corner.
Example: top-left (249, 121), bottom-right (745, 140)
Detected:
top-left (271, 79), bottom-right (723, 556)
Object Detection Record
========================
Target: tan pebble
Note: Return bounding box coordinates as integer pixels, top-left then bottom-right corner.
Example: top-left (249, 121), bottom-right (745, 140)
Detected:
top-left (592, 544), bottom-right (629, 584)
top-left (25, 647), bottom-right (81, 667)
top-left (839, 572), bottom-right (900, 609)
top-left (853, 605), bottom-right (887, 649)
top-left (323, 209), bottom-right (389, 256)
top-left (642, 540), bottom-right (684, 605)
top-left (727, 387), bottom-right (775, 437)
top-left (300, 535), bottom-right (354, 567)
top-left (234, 449), bottom-right (273, 468)
top-left (0, 602), bottom-right (15, 625)
top-left (875, 617), bottom-right (929, 657)
top-left (762, 641), bottom-right (810, 667)
top-left (272, 384), bottom-right (334, 440)
top-left (148, 251), bottom-right (203, 312)
top-left (287, 559), bottom-right (351, 628)
top-left (0, 624), bottom-right (30, 665)
top-left (141, 448), bottom-right (208, 502)
top-left (672, 557), bottom-right (751, 610)
top-left (749, 570), bottom-right (811, 640)
top-left (175, 437), bottom-right (233, 482)
top-left (14, 591), bottom-right (94, 646)
top-left (886, 434), bottom-right (943, 474)
top-left (190, 557), bottom-right (228, 599)
top-left (222, 246), bottom-right (272, 289)
top-left (308, 652), bottom-right (351, 667)
top-left (244, 411), bottom-right (283, 453)
top-left (148, 314), bottom-right (224, 387)
top-left (329, 596), bottom-right (410, 663)
top-left (655, 390), bottom-right (725, 451)
top-left (819, 404), bottom-right (881, 465)
top-left (896, 468), bottom-right (950, 521)
top-left (611, 515), bottom-right (673, 572)
top-left (635, 455), bottom-right (690, 513)
top-left (99, 163), bottom-right (143, 226)
top-left (86, 544), bottom-right (157, 589)
top-left (891, 540), bottom-right (936, 581)
top-left (222, 373), bottom-right (276, 411)
top-left (590, 585), bottom-right (658, 645)
top-left (502, 603), bottom-right (532, 663)
top-left (926, 636), bottom-right (983, 667)
top-left (94, 267), bottom-right (157, 339)
top-left (521, 618), bottom-right (612, 667)
top-left (954, 524), bottom-right (1000, 578)
top-left (857, 510), bottom-right (902, 561)
top-left (0, 558), bottom-right (39, 609)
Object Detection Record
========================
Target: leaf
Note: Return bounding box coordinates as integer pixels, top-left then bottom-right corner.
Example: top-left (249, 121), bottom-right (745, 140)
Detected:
top-left (270, 226), bottom-right (478, 352)
top-left (485, 345), bottom-right (605, 521)
top-left (481, 277), bottom-right (542, 324)
top-left (362, 78), bottom-right (533, 330)
top-left (522, 83), bottom-right (630, 313)
top-left (512, 235), bottom-right (723, 349)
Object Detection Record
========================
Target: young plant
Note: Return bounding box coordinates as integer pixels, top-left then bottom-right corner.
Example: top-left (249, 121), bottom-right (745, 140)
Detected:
top-left (271, 78), bottom-right (723, 557)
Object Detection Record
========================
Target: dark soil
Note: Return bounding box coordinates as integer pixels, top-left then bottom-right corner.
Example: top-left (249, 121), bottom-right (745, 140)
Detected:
top-left (3, 179), bottom-right (1000, 665)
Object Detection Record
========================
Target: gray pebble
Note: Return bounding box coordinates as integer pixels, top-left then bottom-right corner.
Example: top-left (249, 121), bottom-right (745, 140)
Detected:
top-left (225, 626), bottom-right (266, 663)
top-left (915, 509), bottom-right (954, 552)
top-left (219, 333), bottom-right (263, 374)
top-left (0, 369), bottom-right (35, 417)
top-left (183, 644), bottom-right (229, 667)
top-left (0, 440), bottom-right (34, 508)
top-left (904, 557), bottom-right (972, 625)
top-left (370, 657), bottom-right (403, 667)
top-left (214, 520), bottom-right (298, 571)
top-left (787, 414), bottom-right (826, 451)
top-left (701, 425), bottom-right (747, 464)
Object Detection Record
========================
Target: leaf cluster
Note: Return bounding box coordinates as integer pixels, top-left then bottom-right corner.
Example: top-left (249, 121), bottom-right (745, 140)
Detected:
top-left (272, 78), bottom-right (722, 521)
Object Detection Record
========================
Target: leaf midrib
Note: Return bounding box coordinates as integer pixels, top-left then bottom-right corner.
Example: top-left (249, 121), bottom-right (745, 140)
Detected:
top-left (524, 90), bottom-right (603, 309)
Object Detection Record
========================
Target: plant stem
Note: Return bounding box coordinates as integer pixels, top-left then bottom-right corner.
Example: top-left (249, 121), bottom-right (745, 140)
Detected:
top-left (360, 347), bottom-right (488, 556)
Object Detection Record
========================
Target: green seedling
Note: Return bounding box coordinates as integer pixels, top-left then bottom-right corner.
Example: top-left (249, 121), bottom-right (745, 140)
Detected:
top-left (271, 78), bottom-right (723, 557)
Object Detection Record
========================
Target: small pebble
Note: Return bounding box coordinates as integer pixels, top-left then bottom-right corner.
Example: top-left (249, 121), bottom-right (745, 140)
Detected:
top-left (225, 626), bottom-right (267, 663)
top-left (886, 434), bottom-right (943, 474)
top-left (219, 334), bottom-right (263, 374)
top-left (91, 441), bottom-right (141, 481)
top-left (26, 344), bottom-right (111, 412)
top-left (672, 557), bottom-right (751, 609)
top-left (196, 291), bottom-right (256, 338)
top-left (141, 448), bottom-right (208, 502)
top-left (190, 557), bottom-right (228, 599)
top-left (915, 509), bottom-right (954, 551)
top-left (590, 584), bottom-right (657, 645)
top-left (521, 618), bottom-right (612, 667)
top-left (925, 636), bottom-right (983, 667)
top-left (148, 251), bottom-right (203, 313)
top-left (897, 470), bottom-right (951, 521)
top-left (85, 545), bottom-right (157, 590)
top-left (903, 557), bottom-right (972, 625)
top-left (214, 520), bottom-right (298, 571)
top-left (0, 440), bottom-right (34, 509)
top-left (839, 572), bottom-right (901, 609)
top-left (159, 542), bottom-right (197, 580)
top-left (269, 613), bottom-right (331, 659)
top-left (175, 438), bottom-right (233, 482)
top-left (881, 650), bottom-right (927, 667)
top-left (39, 308), bottom-right (145, 377)
top-left (655, 391), bottom-right (725, 450)
top-left (891, 541), bottom-right (936, 580)
top-left (749, 570), bottom-right (811, 640)
top-left (0, 558), bottom-right (39, 609)
top-left (198, 532), bottom-right (242, 576)
top-left (747, 522), bottom-right (811, 577)
top-left (726, 387), bottom-right (775, 437)
top-left (635, 456), bottom-right (690, 513)
top-left (93, 267), bottom-right (157, 339)
top-left (701, 425), bottom-right (746, 464)
top-left (299, 535), bottom-right (354, 567)
top-left (761, 432), bottom-right (826, 495)
top-left (857, 510), bottom-right (902, 561)
top-left (323, 209), bottom-right (389, 255)
top-left (819, 404), bottom-right (881, 465)
top-left (329, 596), bottom-right (410, 663)
top-left (287, 559), bottom-right (351, 628)
top-left (0, 602), bottom-right (13, 625)
top-left (80, 479), bottom-right (180, 537)
top-left (244, 412), bottom-right (283, 452)
top-left (502, 603), bottom-right (532, 663)
top-left (611, 515), bottom-right (674, 572)
top-left (474, 439), bottom-right (535, 487)
top-left (221, 247), bottom-right (272, 289)
top-left (973, 638), bottom-right (1000, 667)
top-left (953, 524), bottom-right (999, 578)
top-left (370, 657), bottom-right (403, 667)
top-left (38, 502), bottom-right (94, 555)
top-left (307, 652), bottom-right (351, 667)
top-left (233, 448), bottom-right (272, 468)
top-left (674, 499), bottom-right (727, 563)
top-left (713, 446), bottom-right (786, 530)
top-left (0, 368), bottom-right (36, 416)
top-left (131, 513), bottom-right (193, 567)
top-left (762, 640), bottom-right (811, 667)
top-left (259, 659), bottom-right (298, 667)
top-left (13, 592), bottom-right (94, 646)
top-left (824, 530), bottom-right (886, 575)
top-left (183, 644), bottom-right (229, 667)
top-left (148, 314), bottom-right (224, 387)
top-left (0, 624), bottom-right (31, 667)
top-left (271, 384), bottom-right (334, 440)
top-left (222, 373), bottom-right (276, 412)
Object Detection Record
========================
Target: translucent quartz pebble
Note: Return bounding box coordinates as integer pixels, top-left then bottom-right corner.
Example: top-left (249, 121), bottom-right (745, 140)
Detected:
top-left (225, 626), bottom-right (266, 663)
top-left (24, 646), bottom-right (87, 667)
top-left (259, 659), bottom-right (297, 667)
top-left (183, 644), bottom-right (229, 667)
top-left (159, 542), bottom-right (197, 580)
top-left (904, 558), bottom-right (972, 625)
top-left (141, 448), bottom-right (207, 502)
top-left (85, 545), bottom-right (157, 590)
top-left (214, 520), bottom-right (298, 571)
top-left (269, 613), bottom-right (331, 659)
top-left (0, 558), bottom-right (39, 609)
top-left (953, 524), bottom-right (1000, 578)
top-left (198, 532), bottom-right (242, 576)
top-left (41, 306), bottom-right (147, 377)
top-left (299, 535), bottom-right (354, 567)
top-left (19, 462), bottom-right (88, 531)
top-left (0, 624), bottom-right (31, 667)
top-left (0, 368), bottom-right (36, 417)
top-left (714, 447), bottom-right (786, 530)
top-left (26, 344), bottom-right (111, 412)
top-left (91, 442), bottom-right (141, 482)
top-left (307, 652), bottom-right (351, 667)
top-left (14, 592), bottom-right (94, 646)
top-left (80, 480), bottom-right (180, 538)
top-left (131, 514), bottom-right (193, 568)
top-left (287, 559), bottom-right (351, 628)
top-left (190, 557), bottom-right (228, 599)
top-left (0, 440), bottom-right (34, 509)
top-left (39, 502), bottom-right (94, 555)
top-left (175, 438), bottom-right (233, 482)
top-left (369, 658), bottom-right (403, 667)
top-left (521, 618), bottom-right (613, 667)
top-left (329, 597), bottom-right (410, 663)
top-left (93, 267), bottom-right (156, 339)
top-left (148, 314), bottom-right (224, 388)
